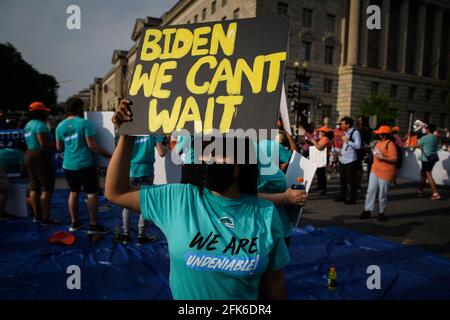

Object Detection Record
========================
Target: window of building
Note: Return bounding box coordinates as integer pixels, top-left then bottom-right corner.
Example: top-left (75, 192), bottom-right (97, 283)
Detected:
top-left (439, 113), bottom-right (447, 128)
top-left (277, 2), bottom-right (289, 17)
top-left (323, 79), bottom-right (333, 93)
top-left (301, 41), bottom-right (312, 61)
top-left (423, 112), bottom-right (431, 123)
top-left (194, 14), bottom-right (198, 23)
top-left (324, 45), bottom-right (334, 65)
top-left (233, 8), bottom-right (240, 19)
top-left (221, 16), bottom-right (227, 20)
top-left (222, 0), bottom-right (227, 7)
top-left (408, 87), bottom-right (416, 100)
top-left (322, 105), bottom-right (332, 120)
top-left (212, 1), bottom-right (216, 14)
top-left (425, 89), bottom-right (433, 102)
top-left (371, 81), bottom-right (380, 95)
top-left (303, 8), bottom-right (313, 28)
top-left (202, 8), bottom-right (207, 20)
top-left (390, 84), bottom-right (398, 98)
top-left (326, 14), bottom-right (336, 33)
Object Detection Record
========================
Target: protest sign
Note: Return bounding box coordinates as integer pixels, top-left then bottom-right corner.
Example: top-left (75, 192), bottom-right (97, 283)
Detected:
top-left (0, 129), bottom-right (24, 148)
top-left (308, 146), bottom-right (327, 168)
top-left (120, 16), bottom-right (289, 136)
top-left (84, 111), bottom-right (116, 168)
top-left (286, 151), bottom-right (317, 192)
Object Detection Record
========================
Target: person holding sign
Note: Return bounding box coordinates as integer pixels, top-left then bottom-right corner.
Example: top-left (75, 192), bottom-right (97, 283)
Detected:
top-left (106, 99), bottom-right (290, 300)
top-left (55, 97), bottom-right (112, 234)
top-left (24, 102), bottom-right (59, 225)
top-left (308, 126), bottom-right (333, 195)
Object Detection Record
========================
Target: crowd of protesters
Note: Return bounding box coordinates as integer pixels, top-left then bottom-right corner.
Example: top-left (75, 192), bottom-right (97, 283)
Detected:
top-left (0, 96), bottom-right (447, 300)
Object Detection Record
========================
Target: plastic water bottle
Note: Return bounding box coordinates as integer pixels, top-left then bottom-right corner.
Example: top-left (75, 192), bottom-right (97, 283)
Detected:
top-left (292, 177), bottom-right (306, 191)
top-left (328, 266), bottom-right (337, 290)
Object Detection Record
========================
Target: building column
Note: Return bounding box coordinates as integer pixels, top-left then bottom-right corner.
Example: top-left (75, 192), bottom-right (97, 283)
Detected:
top-left (360, 0), bottom-right (370, 67)
top-left (397, 0), bottom-right (409, 73)
top-left (378, 0), bottom-right (391, 70)
top-left (431, 7), bottom-right (444, 79)
top-left (347, 0), bottom-right (361, 66)
top-left (414, 3), bottom-right (427, 76)
top-left (340, 0), bottom-right (349, 66)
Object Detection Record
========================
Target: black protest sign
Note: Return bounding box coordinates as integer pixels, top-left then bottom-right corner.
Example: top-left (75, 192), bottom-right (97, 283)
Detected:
top-left (120, 16), bottom-right (289, 135)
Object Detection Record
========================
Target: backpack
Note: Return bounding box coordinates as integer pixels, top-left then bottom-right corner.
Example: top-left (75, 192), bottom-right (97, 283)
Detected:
top-left (349, 128), bottom-right (366, 162)
top-left (377, 140), bottom-right (403, 169)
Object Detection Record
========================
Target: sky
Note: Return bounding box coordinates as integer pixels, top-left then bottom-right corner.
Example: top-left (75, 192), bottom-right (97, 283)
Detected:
top-left (0, 0), bottom-right (178, 101)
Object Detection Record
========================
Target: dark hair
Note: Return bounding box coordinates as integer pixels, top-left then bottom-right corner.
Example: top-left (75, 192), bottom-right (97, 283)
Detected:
top-left (340, 116), bottom-right (354, 127)
top-left (28, 110), bottom-right (48, 121)
top-left (324, 130), bottom-right (334, 141)
top-left (64, 97), bottom-right (84, 115)
top-left (358, 116), bottom-right (370, 128)
top-left (427, 123), bottom-right (436, 133)
top-left (187, 137), bottom-right (258, 196)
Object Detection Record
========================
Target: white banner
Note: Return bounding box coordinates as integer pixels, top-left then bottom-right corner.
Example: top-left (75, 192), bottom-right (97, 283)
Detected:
top-left (84, 111), bottom-right (116, 168)
top-left (308, 146), bottom-right (327, 168)
top-left (286, 151), bottom-right (317, 192)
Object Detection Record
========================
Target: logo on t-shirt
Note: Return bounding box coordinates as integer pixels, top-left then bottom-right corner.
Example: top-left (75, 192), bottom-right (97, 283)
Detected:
top-left (218, 217), bottom-right (235, 228)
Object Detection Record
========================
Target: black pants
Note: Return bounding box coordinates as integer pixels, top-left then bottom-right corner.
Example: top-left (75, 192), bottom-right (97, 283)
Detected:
top-left (339, 161), bottom-right (357, 202)
top-left (316, 167), bottom-right (327, 191)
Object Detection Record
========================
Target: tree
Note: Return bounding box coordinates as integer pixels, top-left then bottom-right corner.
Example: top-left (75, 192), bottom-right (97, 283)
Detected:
top-left (358, 93), bottom-right (398, 127)
top-left (0, 43), bottom-right (59, 112)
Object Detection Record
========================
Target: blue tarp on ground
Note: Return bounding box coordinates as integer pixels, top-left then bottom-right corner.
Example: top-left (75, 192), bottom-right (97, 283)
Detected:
top-left (1, 190), bottom-right (449, 300)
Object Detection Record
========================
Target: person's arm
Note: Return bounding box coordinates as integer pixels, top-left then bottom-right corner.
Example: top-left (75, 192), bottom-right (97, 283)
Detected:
top-left (86, 136), bottom-right (112, 159)
top-left (55, 140), bottom-right (64, 152)
top-left (285, 132), bottom-right (298, 152)
top-left (105, 99), bottom-right (140, 212)
top-left (346, 130), bottom-right (361, 149)
top-left (156, 142), bottom-right (166, 157)
top-left (376, 142), bottom-right (397, 164)
top-left (258, 188), bottom-right (307, 206)
top-left (36, 133), bottom-right (56, 150)
top-left (259, 269), bottom-right (287, 300)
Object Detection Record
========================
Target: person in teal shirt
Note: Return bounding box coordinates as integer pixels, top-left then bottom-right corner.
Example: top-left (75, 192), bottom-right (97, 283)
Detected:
top-left (0, 147), bottom-right (25, 219)
top-left (417, 123), bottom-right (441, 200)
top-left (106, 99), bottom-right (292, 300)
top-left (24, 102), bottom-right (58, 226)
top-left (121, 135), bottom-right (166, 246)
top-left (256, 140), bottom-right (307, 247)
top-left (56, 97), bottom-right (111, 235)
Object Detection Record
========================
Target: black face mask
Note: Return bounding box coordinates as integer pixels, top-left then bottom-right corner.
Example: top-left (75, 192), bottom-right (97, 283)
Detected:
top-left (200, 163), bottom-right (236, 192)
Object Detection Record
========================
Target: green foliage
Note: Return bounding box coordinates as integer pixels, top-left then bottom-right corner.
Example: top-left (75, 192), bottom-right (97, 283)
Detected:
top-left (358, 93), bottom-right (398, 127)
top-left (0, 43), bottom-right (59, 111)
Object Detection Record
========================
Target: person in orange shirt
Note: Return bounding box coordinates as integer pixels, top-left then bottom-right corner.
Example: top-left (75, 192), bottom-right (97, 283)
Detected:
top-left (360, 126), bottom-right (398, 222)
top-left (308, 126), bottom-right (333, 195)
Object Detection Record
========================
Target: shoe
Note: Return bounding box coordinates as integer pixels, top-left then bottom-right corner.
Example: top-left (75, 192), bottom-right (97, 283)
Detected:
top-left (345, 200), bottom-right (357, 205)
top-left (416, 190), bottom-right (424, 197)
top-left (41, 218), bottom-right (61, 226)
top-left (87, 224), bottom-right (111, 235)
top-left (334, 197), bottom-right (346, 202)
top-left (377, 214), bottom-right (388, 222)
top-left (359, 210), bottom-right (371, 219)
top-left (32, 216), bottom-right (42, 223)
top-left (137, 235), bottom-right (156, 246)
top-left (122, 233), bottom-right (130, 245)
top-left (431, 193), bottom-right (441, 200)
top-left (69, 221), bottom-right (83, 232)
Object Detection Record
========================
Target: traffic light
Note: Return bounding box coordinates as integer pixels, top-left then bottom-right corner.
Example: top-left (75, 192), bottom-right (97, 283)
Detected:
top-left (301, 76), bottom-right (311, 91)
top-left (287, 81), bottom-right (300, 99)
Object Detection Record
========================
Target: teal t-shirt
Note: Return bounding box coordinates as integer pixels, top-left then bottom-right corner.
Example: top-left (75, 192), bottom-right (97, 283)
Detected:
top-left (0, 148), bottom-right (24, 172)
top-left (258, 139), bottom-right (292, 167)
top-left (175, 135), bottom-right (195, 164)
top-left (24, 120), bottom-right (51, 150)
top-left (130, 135), bottom-right (163, 178)
top-left (419, 134), bottom-right (438, 161)
top-left (257, 167), bottom-right (292, 239)
top-left (140, 184), bottom-right (291, 300)
top-left (55, 117), bottom-right (96, 170)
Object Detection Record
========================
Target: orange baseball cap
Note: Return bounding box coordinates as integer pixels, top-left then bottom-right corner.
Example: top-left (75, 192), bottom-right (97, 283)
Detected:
top-left (374, 125), bottom-right (392, 135)
top-left (29, 101), bottom-right (50, 112)
top-left (392, 126), bottom-right (400, 132)
top-left (49, 231), bottom-right (76, 246)
top-left (318, 126), bottom-right (331, 133)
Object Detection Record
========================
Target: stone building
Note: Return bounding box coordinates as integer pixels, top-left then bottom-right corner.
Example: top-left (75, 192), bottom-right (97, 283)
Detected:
top-left (89, 0), bottom-right (450, 132)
